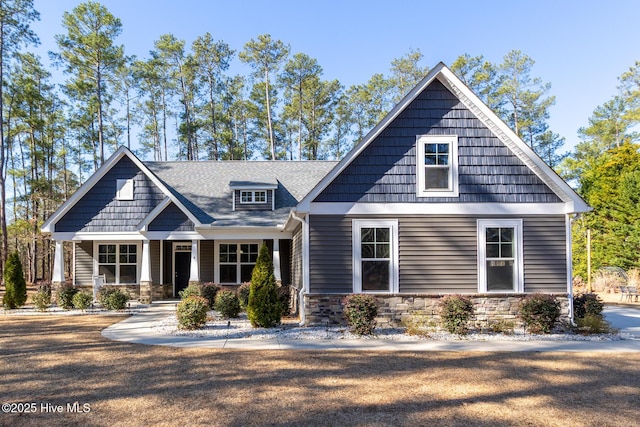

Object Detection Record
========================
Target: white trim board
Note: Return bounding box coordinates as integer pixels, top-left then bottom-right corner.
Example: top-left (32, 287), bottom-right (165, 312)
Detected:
top-left (309, 202), bottom-right (572, 216)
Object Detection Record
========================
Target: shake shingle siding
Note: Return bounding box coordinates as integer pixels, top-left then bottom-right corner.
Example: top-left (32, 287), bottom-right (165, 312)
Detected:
top-left (56, 157), bottom-right (166, 232)
top-left (314, 80), bottom-right (561, 203)
top-left (148, 203), bottom-right (194, 231)
top-left (308, 215), bottom-right (567, 294)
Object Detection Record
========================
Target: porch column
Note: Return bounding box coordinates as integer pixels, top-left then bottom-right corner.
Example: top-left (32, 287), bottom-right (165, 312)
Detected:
top-left (52, 240), bottom-right (65, 302)
top-left (189, 240), bottom-right (200, 283)
top-left (273, 239), bottom-right (281, 282)
top-left (139, 240), bottom-right (152, 304)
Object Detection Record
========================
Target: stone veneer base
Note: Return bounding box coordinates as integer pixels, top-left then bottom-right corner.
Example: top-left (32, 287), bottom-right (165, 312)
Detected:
top-left (304, 293), bottom-right (571, 328)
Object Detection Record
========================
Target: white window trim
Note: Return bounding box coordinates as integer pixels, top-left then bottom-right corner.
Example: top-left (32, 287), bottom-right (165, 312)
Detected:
top-left (116, 178), bottom-right (134, 200)
top-left (352, 219), bottom-right (399, 293)
top-left (416, 135), bottom-right (459, 198)
top-left (477, 219), bottom-right (524, 293)
top-left (214, 240), bottom-right (263, 284)
top-left (239, 190), bottom-right (268, 204)
top-left (93, 241), bottom-right (141, 285)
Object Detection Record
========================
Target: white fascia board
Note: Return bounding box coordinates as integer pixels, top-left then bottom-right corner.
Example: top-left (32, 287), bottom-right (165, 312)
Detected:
top-left (142, 231), bottom-right (204, 241)
top-left (296, 64), bottom-right (448, 213)
top-left (42, 146), bottom-right (204, 233)
top-left (137, 197), bottom-right (172, 231)
top-left (436, 67), bottom-right (591, 213)
top-left (309, 202), bottom-right (572, 216)
top-left (196, 227), bottom-right (291, 240)
top-left (51, 231), bottom-right (148, 241)
top-left (229, 183), bottom-right (278, 190)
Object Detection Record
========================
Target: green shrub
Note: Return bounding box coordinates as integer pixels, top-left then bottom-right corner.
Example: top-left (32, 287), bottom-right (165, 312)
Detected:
top-left (2, 252), bottom-right (27, 309)
top-left (342, 294), bottom-right (378, 335)
top-left (31, 284), bottom-right (52, 312)
top-left (519, 294), bottom-right (561, 334)
top-left (200, 283), bottom-right (219, 309)
top-left (72, 291), bottom-right (93, 310)
top-left (177, 295), bottom-right (209, 330)
top-left (99, 288), bottom-right (128, 310)
top-left (57, 284), bottom-right (79, 310)
top-left (575, 314), bottom-right (612, 335)
top-left (214, 290), bottom-right (241, 318)
top-left (237, 282), bottom-right (251, 309)
top-left (247, 244), bottom-right (282, 328)
top-left (278, 285), bottom-right (291, 316)
top-left (486, 318), bottom-right (515, 335)
top-left (440, 295), bottom-right (474, 335)
top-left (573, 293), bottom-right (604, 319)
top-left (179, 283), bottom-right (201, 300)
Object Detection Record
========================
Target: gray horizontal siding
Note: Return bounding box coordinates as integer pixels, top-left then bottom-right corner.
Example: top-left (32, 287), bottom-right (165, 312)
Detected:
top-left (290, 225), bottom-right (303, 290)
top-left (523, 217), bottom-right (567, 292)
top-left (74, 241), bottom-right (93, 286)
top-left (314, 80), bottom-right (561, 204)
top-left (148, 202), bottom-right (194, 231)
top-left (200, 240), bottom-right (215, 283)
top-left (56, 157), bottom-right (166, 232)
top-left (308, 214), bottom-right (568, 295)
top-left (151, 240), bottom-right (161, 284)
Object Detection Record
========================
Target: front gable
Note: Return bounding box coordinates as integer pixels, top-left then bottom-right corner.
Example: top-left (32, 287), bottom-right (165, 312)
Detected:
top-left (55, 156), bottom-right (166, 232)
top-left (315, 79), bottom-right (561, 204)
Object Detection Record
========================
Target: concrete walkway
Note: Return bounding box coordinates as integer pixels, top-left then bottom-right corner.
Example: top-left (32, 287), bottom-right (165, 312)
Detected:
top-left (100, 304), bottom-right (640, 352)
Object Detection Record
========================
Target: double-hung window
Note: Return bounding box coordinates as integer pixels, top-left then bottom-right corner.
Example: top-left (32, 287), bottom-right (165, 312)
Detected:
top-left (97, 243), bottom-right (138, 284)
top-left (352, 220), bottom-right (399, 293)
top-left (416, 135), bottom-right (459, 197)
top-left (477, 220), bottom-right (523, 292)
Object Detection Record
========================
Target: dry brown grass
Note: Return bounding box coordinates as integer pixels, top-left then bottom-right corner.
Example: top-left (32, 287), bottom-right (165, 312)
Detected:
top-left (1, 315), bottom-right (639, 427)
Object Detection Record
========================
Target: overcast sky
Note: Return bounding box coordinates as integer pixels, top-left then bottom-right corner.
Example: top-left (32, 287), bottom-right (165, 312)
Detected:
top-left (31, 0), bottom-right (640, 154)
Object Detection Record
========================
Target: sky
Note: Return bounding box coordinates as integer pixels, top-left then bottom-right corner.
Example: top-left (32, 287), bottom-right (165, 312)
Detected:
top-left (29, 0), bottom-right (640, 154)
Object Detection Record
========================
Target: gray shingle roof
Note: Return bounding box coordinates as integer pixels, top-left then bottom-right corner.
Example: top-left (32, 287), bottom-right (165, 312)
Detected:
top-left (145, 160), bottom-right (338, 227)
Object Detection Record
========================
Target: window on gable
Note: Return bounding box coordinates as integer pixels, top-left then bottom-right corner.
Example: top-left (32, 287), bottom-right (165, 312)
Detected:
top-left (116, 179), bottom-right (134, 200)
top-left (240, 190), bottom-right (267, 204)
top-left (477, 219), bottom-right (523, 293)
top-left (416, 135), bottom-right (459, 197)
top-left (353, 220), bottom-right (399, 293)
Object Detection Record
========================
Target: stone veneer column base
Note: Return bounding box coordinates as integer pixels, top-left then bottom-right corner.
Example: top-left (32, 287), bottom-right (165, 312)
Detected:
top-left (139, 281), bottom-right (152, 304)
top-left (51, 281), bottom-right (64, 305)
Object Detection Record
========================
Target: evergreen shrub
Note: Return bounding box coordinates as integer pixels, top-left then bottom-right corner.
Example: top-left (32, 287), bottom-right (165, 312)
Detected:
top-left (57, 284), bottom-right (79, 310)
top-left (200, 283), bottom-right (219, 309)
top-left (176, 295), bottom-right (208, 330)
top-left (237, 282), bottom-right (251, 309)
top-left (179, 283), bottom-right (201, 300)
top-left (247, 244), bottom-right (282, 327)
top-left (214, 290), bottom-right (241, 318)
top-left (440, 295), bottom-right (474, 335)
top-left (342, 294), bottom-right (378, 335)
top-left (573, 293), bottom-right (604, 319)
top-left (2, 252), bottom-right (27, 309)
top-left (99, 288), bottom-right (128, 310)
top-left (519, 294), bottom-right (561, 334)
top-left (31, 283), bottom-right (52, 312)
top-left (72, 291), bottom-right (93, 310)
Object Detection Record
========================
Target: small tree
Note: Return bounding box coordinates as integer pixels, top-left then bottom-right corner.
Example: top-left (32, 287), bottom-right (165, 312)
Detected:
top-left (3, 252), bottom-right (27, 309)
top-left (247, 244), bottom-right (281, 327)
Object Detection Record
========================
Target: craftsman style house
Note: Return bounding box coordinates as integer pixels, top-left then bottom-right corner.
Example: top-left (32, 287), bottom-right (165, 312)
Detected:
top-left (42, 63), bottom-right (590, 325)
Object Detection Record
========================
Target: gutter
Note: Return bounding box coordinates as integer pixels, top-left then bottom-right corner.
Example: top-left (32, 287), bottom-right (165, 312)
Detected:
top-left (289, 211), bottom-right (308, 327)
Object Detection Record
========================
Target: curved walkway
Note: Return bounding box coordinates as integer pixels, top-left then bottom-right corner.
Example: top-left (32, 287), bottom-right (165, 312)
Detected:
top-left (101, 304), bottom-right (640, 352)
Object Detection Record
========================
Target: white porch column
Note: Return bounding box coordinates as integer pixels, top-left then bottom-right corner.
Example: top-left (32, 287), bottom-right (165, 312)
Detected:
top-left (273, 239), bottom-right (281, 282)
top-left (52, 240), bottom-right (65, 283)
top-left (189, 240), bottom-right (200, 282)
top-left (140, 240), bottom-right (151, 282)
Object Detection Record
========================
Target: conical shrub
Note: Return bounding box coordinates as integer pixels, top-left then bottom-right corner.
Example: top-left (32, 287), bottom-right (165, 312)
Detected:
top-left (3, 252), bottom-right (27, 309)
top-left (247, 244), bottom-right (281, 327)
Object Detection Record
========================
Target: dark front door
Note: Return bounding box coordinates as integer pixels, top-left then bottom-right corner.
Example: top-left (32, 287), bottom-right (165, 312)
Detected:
top-left (174, 251), bottom-right (191, 297)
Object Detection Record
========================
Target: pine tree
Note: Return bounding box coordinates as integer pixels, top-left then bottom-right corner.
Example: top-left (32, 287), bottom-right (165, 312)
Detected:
top-left (247, 244), bottom-right (281, 328)
top-left (3, 252), bottom-right (27, 308)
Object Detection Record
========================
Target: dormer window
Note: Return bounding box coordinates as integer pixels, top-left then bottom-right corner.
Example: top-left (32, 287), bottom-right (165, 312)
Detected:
top-left (241, 190), bottom-right (267, 204)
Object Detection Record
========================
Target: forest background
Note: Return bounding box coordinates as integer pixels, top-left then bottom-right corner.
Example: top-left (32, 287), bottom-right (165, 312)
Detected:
top-left (1, 0), bottom-right (639, 284)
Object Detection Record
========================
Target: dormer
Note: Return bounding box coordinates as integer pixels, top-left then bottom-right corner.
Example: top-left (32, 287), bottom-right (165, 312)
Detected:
top-left (230, 180), bottom-right (278, 211)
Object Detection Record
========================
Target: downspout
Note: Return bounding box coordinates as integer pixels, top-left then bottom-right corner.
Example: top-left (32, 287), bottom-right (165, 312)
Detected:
top-left (290, 212), bottom-right (308, 326)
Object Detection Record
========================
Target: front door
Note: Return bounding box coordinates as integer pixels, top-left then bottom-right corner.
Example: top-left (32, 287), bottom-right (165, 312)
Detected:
top-left (174, 251), bottom-right (191, 297)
